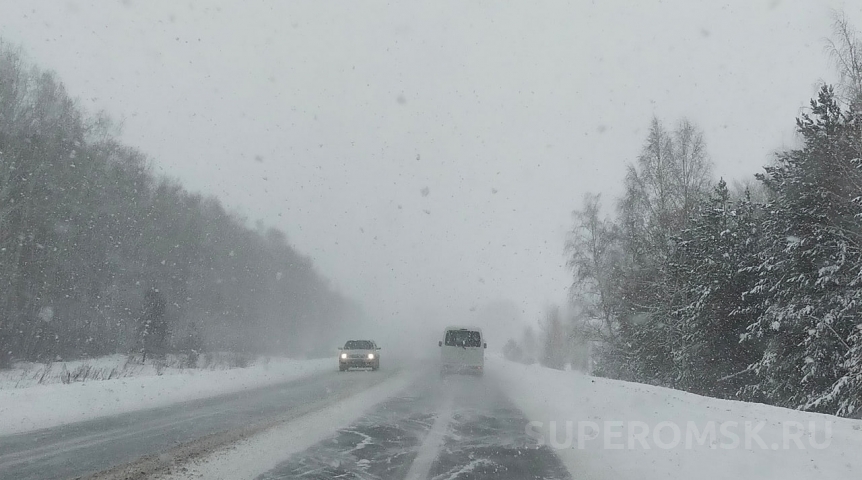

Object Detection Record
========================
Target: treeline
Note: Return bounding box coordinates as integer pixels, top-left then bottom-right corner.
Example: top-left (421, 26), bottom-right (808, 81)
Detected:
top-left (560, 18), bottom-right (862, 417)
top-left (502, 304), bottom-right (591, 373)
top-left (0, 41), bottom-right (361, 367)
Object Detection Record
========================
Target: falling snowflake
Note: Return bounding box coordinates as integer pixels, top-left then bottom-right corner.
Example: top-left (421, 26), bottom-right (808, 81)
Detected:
top-left (38, 306), bottom-right (54, 323)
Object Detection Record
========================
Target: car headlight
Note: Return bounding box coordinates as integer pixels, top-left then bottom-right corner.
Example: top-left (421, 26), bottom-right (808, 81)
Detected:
top-left (367, 353), bottom-right (374, 359)
top-left (340, 353), bottom-right (347, 359)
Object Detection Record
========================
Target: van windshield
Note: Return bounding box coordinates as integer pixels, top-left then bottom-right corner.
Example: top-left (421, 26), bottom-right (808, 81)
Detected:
top-left (344, 340), bottom-right (373, 350)
top-left (445, 330), bottom-right (481, 347)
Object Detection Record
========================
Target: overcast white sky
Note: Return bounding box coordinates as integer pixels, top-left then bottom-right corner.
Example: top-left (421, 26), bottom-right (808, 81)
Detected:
top-left (0, 0), bottom-right (857, 340)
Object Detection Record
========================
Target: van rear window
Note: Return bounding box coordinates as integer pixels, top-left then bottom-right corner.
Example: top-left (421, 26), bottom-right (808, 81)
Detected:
top-left (444, 330), bottom-right (481, 347)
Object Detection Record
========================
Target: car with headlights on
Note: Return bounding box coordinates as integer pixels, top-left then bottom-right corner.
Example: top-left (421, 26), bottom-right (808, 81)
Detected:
top-left (338, 339), bottom-right (380, 371)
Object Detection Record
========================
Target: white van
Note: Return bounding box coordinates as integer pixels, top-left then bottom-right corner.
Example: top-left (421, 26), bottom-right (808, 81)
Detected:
top-left (438, 326), bottom-right (486, 376)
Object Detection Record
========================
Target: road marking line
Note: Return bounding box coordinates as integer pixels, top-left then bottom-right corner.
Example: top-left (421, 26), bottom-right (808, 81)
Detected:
top-left (404, 391), bottom-right (454, 480)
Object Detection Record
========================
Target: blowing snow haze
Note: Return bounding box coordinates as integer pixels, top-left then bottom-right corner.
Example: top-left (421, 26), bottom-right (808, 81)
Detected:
top-left (5, 2), bottom-right (862, 480)
top-left (0, 0), bottom-right (855, 341)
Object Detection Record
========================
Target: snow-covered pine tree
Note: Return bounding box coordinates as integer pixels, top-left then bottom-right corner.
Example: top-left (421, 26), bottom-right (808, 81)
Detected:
top-left (670, 180), bottom-right (764, 398)
top-left (745, 85), bottom-right (862, 416)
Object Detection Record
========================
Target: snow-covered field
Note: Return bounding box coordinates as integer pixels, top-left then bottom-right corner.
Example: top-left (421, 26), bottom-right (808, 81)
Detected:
top-left (490, 357), bottom-right (862, 480)
top-left (0, 355), bottom-right (332, 435)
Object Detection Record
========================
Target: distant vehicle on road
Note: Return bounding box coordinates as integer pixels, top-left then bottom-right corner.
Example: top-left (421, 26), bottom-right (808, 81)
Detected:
top-left (338, 340), bottom-right (380, 371)
top-left (439, 326), bottom-right (486, 376)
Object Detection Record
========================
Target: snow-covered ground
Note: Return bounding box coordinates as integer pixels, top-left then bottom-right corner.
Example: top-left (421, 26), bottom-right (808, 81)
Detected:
top-left (0, 353), bottom-right (265, 389)
top-left (0, 356), bottom-right (332, 435)
top-left (490, 357), bottom-right (862, 480)
top-left (7, 354), bottom-right (860, 479)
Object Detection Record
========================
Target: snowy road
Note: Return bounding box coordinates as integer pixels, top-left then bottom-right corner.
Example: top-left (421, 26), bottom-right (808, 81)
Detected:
top-left (0, 363), bottom-right (572, 480)
top-left (0, 367), bottom-right (396, 480)
top-left (252, 372), bottom-right (570, 480)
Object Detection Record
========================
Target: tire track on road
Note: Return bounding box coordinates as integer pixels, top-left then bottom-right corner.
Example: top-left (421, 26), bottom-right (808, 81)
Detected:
top-left (404, 392), bottom-right (454, 480)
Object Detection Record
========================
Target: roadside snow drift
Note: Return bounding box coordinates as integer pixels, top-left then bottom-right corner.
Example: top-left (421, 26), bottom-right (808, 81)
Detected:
top-left (0, 357), bottom-right (332, 435)
top-left (490, 358), bottom-right (862, 480)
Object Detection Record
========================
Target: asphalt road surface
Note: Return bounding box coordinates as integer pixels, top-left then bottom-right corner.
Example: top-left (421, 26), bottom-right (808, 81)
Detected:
top-left (0, 368), bottom-right (395, 480)
top-left (0, 365), bottom-right (571, 480)
top-left (259, 373), bottom-right (570, 480)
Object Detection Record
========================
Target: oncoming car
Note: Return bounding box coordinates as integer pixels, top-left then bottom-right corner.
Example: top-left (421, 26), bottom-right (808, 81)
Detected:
top-left (338, 340), bottom-right (380, 371)
top-left (439, 326), bottom-right (486, 376)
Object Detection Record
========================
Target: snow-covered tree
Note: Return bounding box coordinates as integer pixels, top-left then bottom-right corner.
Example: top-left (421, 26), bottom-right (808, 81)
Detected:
top-left (0, 41), bottom-right (360, 366)
top-left (745, 86), bottom-right (862, 416)
top-left (827, 13), bottom-right (862, 112)
top-left (540, 306), bottom-right (568, 370)
top-left (567, 193), bottom-right (621, 342)
top-left (670, 180), bottom-right (765, 397)
top-left (502, 338), bottom-right (523, 363)
top-left (612, 118), bottom-right (713, 385)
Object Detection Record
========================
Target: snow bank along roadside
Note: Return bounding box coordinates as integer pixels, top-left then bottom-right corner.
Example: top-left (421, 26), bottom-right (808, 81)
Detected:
top-left (0, 353), bottom-right (267, 389)
top-left (0, 357), bottom-right (333, 435)
top-left (489, 358), bottom-right (862, 480)
top-left (157, 369), bottom-right (419, 480)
